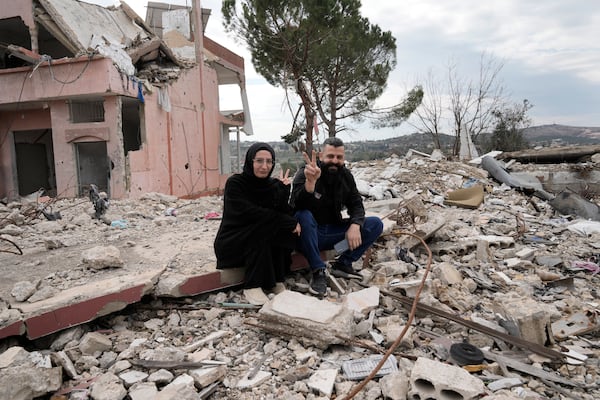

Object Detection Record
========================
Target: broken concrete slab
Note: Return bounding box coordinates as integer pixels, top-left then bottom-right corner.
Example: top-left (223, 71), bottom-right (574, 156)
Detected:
top-left (258, 291), bottom-right (356, 348)
top-left (0, 364), bottom-right (62, 400)
top-left (481, 156), bottom-right (554, 200)
top-left (307, 368), bottom-right (338, 397)
top-left (236, 370), bottom-right (271, 389)
top-left (552, 312), bottom-right (600, 340)
top-left (549, 191), bottom-right (600, 221)
top-left (344, 286), bottom-right (380, 314)
top-left (13, 268), bottom-right (163, 339)
top-left (495, 296), bottom-right (554, 346)
top-left (498, 144), bottom-right (600, 164)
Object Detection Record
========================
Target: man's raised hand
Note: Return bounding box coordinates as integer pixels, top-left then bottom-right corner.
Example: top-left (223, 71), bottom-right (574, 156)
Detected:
top-left (302, 150), bottom-right (321, 193)
top-left (302, 150), bottom-right (321, 182)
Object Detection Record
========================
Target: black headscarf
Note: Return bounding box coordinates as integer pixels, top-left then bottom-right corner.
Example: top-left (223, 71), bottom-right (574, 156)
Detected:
top-left (242, 142), bottom-right (276, 185)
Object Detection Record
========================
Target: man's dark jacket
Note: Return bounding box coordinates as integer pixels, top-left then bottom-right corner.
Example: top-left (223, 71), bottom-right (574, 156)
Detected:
top-left (290, 162), bottom-right (365, 227)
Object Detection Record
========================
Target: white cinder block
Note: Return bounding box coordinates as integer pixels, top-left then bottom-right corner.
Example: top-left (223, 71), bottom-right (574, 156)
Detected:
top-left (408, 357), bottom-right (486, 400)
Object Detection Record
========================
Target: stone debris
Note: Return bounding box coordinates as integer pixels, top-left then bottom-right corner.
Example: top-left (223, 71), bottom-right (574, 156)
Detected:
top-left (0, 150), bottom-right (599, 399)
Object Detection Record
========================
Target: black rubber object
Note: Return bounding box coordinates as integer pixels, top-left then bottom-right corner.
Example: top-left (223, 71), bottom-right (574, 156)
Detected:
top-left (450, 342), bottom-right (484, 366)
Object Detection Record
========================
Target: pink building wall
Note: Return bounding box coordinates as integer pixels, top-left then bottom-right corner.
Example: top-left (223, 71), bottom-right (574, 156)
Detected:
top-left (0, 2), bottom-right (242, 201)
top-left (4, 1), bottom-right (34, 29)
top-left (126, 63), bottom-right (223, 198)
top-left (0, 55), bottom-right (229, 199)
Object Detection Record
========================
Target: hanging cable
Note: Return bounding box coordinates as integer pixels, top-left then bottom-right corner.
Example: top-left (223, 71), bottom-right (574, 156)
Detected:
top-left (47, 52), bottom-right (95, 84)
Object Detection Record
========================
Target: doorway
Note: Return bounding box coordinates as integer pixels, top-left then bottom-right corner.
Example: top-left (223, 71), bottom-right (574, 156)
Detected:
top-left (75, 142), bottom-right (109, 197)
top-left (13, 129), bottom-right (57, 197)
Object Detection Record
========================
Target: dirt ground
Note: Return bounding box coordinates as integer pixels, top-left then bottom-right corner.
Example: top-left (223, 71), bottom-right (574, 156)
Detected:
top-left (0, 193), bottom-right (225, 305)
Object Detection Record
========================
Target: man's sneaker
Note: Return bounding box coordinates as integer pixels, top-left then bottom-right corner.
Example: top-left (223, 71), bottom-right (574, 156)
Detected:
top-left (329, 260), bottom-right (362, 279)
top-left (309, 269), bottom-right (328, 296)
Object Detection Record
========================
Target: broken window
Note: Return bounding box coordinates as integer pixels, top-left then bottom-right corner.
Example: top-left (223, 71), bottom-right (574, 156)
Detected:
top-left (0, 17), bottom-right (31, 69)
top-left (121, 96), bottom-right (144, 154)
top-left (68, 99), bottom-right (105, 123)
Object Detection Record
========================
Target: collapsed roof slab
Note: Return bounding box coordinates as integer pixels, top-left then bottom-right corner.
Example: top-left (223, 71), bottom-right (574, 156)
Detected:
top-left (15, 268), bottom-right (164, 339)
top-left (0, 251), bottom-right (316, 341)
top-left (32, 0), bottom-right (180, 74)
top-left (38, 0), bottom-right (153, 51)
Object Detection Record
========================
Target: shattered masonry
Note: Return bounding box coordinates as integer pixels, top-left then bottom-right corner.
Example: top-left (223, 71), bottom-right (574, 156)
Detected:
top-left (0, 0), bottom-right (252, 202)
top-left (1, 145), bottom-right (600, 399)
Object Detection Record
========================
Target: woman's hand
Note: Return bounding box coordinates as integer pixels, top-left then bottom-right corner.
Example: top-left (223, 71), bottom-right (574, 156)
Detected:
top-left (278, 168), bottom-right (291, 185)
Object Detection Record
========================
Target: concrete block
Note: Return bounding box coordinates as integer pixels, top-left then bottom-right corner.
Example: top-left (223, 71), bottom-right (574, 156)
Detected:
top-left (515, 247), bottom-right (536, 260)
top-left (496, 297), bottom-right (552, 345)
top-left (436, 262), bottom-right (463, 285)
top-left (0, 346), bottom-right (29, 368)
top-left (258, 291), bottom-right (355, 349)
top-left (119, 370), bottom-right (149, 387)
top-left (344, 286), bottom-right (379, 314)
top-left (389, 278), bottom-right (430, 297)
top-left (502, 258), bottom-right (522, 268)
top-left (79, 332), bottom-right (112, 355)
top-left (236, 370), bottom-right (271, 389)
top-left (0, 364), bottom-right (62, 400)
top-left (189, 365), bottom-right (226, 388)
top-left (307, 368), bottom-right (337, 397)
top-left (379, 371), bottom-right (409, 400)
top-left (408, 357), bottom-right (486, 400)
top-left (129, 382), bottom-right (158, 400)
top-left (155, 373), bottom-right (199, 400)
top-left (487, 377), bottom-right (523, 391)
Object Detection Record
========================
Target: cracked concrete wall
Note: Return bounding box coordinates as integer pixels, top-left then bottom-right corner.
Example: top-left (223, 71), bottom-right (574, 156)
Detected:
top-left (128, 64), bottom-right (225, 199)
top-left (0, 56), bottom-right (227, 199)
top-left (49, 94), bottom-right (125, 198)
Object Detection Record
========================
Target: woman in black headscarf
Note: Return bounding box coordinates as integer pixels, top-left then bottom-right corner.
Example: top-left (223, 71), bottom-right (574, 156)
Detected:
top-left (214, 142), bottom-right (300, 305)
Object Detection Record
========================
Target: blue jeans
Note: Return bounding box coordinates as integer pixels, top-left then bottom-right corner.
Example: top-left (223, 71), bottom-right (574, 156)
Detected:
top-left (295, 209), bottom-right (384, 270)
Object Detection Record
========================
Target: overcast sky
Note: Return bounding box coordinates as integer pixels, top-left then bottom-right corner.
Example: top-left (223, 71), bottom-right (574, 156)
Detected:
top-left (88, 0), bottom-right (600, 143)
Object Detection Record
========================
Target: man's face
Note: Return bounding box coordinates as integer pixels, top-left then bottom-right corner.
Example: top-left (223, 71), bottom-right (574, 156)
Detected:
top-left (320, 144), bottom-right (345, 173)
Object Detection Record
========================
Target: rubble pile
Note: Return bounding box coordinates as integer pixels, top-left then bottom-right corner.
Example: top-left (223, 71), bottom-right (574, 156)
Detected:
top-left (1, 151), bottom-right (600, 400)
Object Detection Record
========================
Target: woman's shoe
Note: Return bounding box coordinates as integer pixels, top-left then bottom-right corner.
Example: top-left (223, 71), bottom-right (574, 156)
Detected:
top-left (243, 288), bottom-right (269, 305)
top-left (271, 282), bottom-right (286, 294)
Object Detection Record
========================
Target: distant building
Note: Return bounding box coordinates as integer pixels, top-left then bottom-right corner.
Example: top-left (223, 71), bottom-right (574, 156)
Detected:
top-left (0, 0), bottom-right (252, 200)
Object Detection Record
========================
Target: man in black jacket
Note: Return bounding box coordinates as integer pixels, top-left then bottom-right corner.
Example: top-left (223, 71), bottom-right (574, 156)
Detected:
top-left (291, 137), bottom-right (383, 296)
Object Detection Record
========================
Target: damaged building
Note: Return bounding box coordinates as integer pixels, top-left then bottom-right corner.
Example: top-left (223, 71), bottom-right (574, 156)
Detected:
top-left (0, 0), bottom-right (252, 201)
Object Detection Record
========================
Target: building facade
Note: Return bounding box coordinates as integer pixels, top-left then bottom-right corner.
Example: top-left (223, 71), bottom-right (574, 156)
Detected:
top-left (0, 0), bottom-right (251, 200)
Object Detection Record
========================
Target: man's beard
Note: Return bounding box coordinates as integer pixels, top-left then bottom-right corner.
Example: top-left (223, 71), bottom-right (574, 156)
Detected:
top-left (321, 163), bottom-right (341, 183)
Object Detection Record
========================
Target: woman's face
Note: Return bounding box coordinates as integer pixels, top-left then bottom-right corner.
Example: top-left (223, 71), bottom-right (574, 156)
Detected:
top-left (252, 149), bottom-right (273, 178)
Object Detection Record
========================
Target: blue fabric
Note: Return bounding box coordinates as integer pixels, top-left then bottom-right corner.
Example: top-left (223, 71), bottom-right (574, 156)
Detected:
top-left (137, 80), bottom-right (145, 103)
top-left (295, 209), bottom-right (383, 270)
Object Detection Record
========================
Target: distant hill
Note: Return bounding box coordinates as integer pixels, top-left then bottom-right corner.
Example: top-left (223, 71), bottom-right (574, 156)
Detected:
top-left (234, 124), bottom-right (600, 168)
top-left (521, 124), bottom-right (600, 146)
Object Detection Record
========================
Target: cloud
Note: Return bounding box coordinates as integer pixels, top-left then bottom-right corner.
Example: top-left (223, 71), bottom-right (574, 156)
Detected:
top-left (86, 0), bottom-right (600, 142)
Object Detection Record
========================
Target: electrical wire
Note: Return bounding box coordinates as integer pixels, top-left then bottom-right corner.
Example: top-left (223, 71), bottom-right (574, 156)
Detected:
top-left (342, 231), bottom-right (433, 400)
top-left (47, 52), bottom-right (95, 84)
